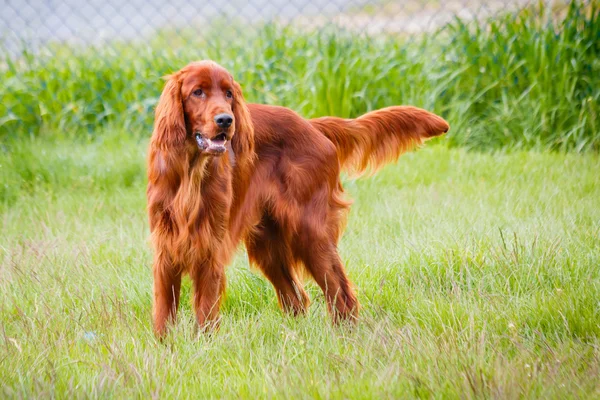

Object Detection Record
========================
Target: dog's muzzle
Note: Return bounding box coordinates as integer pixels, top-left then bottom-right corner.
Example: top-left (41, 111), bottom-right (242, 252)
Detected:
top-left (195, 132), bottom-right (227, 155)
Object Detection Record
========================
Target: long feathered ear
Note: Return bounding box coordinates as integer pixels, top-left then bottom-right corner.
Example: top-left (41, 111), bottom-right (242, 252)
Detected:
top-left (231, 81), bottom-right (255, 159)
top-left (152, 75), bottom-right (186, 147)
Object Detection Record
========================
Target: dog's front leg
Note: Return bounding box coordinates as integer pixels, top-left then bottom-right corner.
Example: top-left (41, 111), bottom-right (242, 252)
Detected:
top-left (152, 253), bottom-right (182, 338)
top-left (191, 259), bottom-right (226, 332)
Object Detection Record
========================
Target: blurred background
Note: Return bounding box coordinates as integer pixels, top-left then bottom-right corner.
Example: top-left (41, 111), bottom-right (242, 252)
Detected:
top-left (0, 0), bottom-right (598, 150)
top-left (2, 0), bottom-right (546, 44)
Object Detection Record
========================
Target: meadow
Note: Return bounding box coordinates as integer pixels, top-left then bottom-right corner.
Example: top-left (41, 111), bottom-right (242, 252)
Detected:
top-left (1, 134), bottom-right (599, 398)
top-left (1, 1), bottom-right (599, 398)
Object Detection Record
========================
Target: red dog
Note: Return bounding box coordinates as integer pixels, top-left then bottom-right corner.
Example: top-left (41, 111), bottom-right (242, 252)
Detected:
top-left (147, 61), bottom-right (449, 336)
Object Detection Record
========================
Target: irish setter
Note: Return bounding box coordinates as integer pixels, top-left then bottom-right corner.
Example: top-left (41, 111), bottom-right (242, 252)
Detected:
top-left (147, 60), bottom-right (449, 336)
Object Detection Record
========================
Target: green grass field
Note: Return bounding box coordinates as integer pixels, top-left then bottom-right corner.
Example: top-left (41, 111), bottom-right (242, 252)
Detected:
top-left (1, 135), bottom-right (599, 398)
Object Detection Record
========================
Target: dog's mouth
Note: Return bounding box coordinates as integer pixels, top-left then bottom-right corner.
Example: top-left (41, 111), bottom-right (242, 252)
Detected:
top-left (195, 132), bottom-right (227, 155)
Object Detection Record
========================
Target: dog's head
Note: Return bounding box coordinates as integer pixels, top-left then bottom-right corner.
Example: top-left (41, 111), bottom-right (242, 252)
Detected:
top-left (152, 60), bottom-right (254, 158)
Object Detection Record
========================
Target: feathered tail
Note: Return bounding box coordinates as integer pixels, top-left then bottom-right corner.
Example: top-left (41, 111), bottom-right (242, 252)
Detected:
top-left (310, 106), bottom-right (449, 175)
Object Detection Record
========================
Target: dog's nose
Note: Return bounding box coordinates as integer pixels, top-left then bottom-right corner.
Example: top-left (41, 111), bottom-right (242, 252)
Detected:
top-left (214, 113), bottom-right (233, 129)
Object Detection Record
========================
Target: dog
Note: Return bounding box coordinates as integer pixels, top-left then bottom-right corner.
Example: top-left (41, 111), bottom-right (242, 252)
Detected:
top-left (147, 60), bottom-right (449, 336)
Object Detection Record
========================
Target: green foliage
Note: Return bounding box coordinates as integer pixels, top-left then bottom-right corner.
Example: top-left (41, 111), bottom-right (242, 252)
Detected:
top-left (0, 1), bottom-right (598, 150)
top-left (442, 1), bottom-right (600, 150)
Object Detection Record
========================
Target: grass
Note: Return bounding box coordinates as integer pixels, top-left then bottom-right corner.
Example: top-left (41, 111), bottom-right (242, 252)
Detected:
top-left (1, 1), bottom-right (599, 151)
top-left (1, 133), bottom-right (599, 397)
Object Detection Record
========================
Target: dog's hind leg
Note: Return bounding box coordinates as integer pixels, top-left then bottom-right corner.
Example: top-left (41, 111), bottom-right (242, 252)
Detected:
top-left (297, 242), bottom-right (358, 323)
top-left (246, 214), bottom-right (310, 316)
top-left (294, 186), bottom-right (358, 323)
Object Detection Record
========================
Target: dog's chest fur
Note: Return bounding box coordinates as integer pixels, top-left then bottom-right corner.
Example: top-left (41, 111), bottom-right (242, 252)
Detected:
top-left (170, 157), bottom-right (233, 265)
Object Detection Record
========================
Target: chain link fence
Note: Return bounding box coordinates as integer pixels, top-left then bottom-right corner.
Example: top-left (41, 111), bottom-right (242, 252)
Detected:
top-left (2, 0), bottom-right (559, 49)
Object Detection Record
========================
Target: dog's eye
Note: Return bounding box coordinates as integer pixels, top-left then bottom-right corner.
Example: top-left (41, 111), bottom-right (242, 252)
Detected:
top-left (225, 90), bottom-right (233, 99)
top-left (192, 88), bottom-right (204, 97)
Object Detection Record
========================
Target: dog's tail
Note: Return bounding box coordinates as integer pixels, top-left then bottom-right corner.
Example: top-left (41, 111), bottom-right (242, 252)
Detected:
top-left (310, 106), bottom-right (449, 175)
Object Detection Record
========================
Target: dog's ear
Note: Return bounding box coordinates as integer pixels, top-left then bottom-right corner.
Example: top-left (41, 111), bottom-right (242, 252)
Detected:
top-left (231, 80), bottom-right (255, 158)
top-left (153, 74), bottom-right (186, 147)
